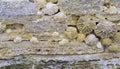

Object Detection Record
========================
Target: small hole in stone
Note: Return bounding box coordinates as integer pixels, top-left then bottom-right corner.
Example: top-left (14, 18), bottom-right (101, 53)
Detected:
top-left (39, 8), bottom-right (42, 10)
top-left (6, 24), bottom-right (13, 29)
top-left (103, 3), bottom-right (110, 8)
top-left (6, 23), bottom-right (24, 30)
top-left (96, 22), bottom-right (99, 25)
top-left (29, 0), bottom-right (34, 2)
top-left (105, 18), bottom-right (107, 20)
top-left (46, 49), bottom-right (50, 52)
top-left (90, 18), bottom-right (93, 20)
top-left (117, 30), bottom-right (120, 32)
top-left (35, 49), bottom-right (41, 52)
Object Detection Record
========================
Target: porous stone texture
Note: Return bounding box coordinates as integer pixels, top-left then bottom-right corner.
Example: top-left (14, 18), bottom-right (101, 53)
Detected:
top-left (0, 0), bottom-right (38, 17)
top-left (0, 0), bottom-right (120, 69)
top-left (58, 0), bottom-right (120, 14)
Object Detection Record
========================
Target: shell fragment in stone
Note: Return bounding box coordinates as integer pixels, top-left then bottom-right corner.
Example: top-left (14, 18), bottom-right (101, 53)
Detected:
top-left (85, 34), bottom-right (98, 46)
top-left (95, 21), bottom-right (116, 38)
top-left (42, 2), bottom-right (59, 15)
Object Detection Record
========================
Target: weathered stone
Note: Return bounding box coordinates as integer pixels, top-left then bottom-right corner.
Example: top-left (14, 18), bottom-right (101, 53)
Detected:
top-left (94, 21), bottom-right (116, 38)
top-left (30, 37), bottom-right (39, 44)
top-left (85, 34), bottom-right (98, 46)
top-left (0, 41), bottom-right (103, 57)
top-left (47, 0), bottom-right (58, 3)
top-left (42, 2), bottom-right (59, 15)
top-left (58, 0), bottom-right (103, 14)
top-left (103, 14), bottom-right (120, 22)
top-left (0, 16), bottom-right (67, 34)
top-left (0, 52), bottom-right (120, 68)
top-left (108, 44), bottom-right (120, 52)
top-left (110, 0), bottom-right (120, 13)
top-left (33, 0), bottom-right (47, 9)
top-left (58, 0), bottom-right (120, 14)
top-left (65, 27), bottom-right (77, 39)
top-left (77, 15), bottom-right (97, 34)
top-left (77, 34), bottom-right (86, 43)
top-left (13, 36), bottom-right (22, 43)
top-left (101, 38), bottom-right (112, 46)
top-left (0, 0), bottom-right (38, 17)
top-left (0, 0), bottom-right (120, 68)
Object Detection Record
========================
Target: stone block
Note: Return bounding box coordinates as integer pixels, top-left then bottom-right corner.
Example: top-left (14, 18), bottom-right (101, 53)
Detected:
top-left (58, 0), bottom-right (120, 14)
top-left (0, 0), bottom-right (38, 17)
top-left (58, 0), bottom-right (103, 14)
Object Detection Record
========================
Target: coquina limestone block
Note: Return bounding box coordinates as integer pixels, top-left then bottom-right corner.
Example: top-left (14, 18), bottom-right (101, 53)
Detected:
top-left (0, 0), bottom-right (120, 69)
top-left (58, 0), bottom-right (120, 14)
top-left (0, 0), bottom-right (38, 16)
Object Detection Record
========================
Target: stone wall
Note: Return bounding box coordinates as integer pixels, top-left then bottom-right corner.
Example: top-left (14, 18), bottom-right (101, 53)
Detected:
top-left (0, 0), bottom-right (120, 69)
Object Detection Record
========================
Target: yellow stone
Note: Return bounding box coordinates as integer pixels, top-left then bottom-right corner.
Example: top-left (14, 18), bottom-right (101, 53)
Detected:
top-left (108, 44), bottom-right (120, 52)
top-left (59, 38), bottom-right (69, 45)
top-left (30, 37), bottom-right (39, 44)
top-left (66, 50), bottom-right (76, 54)
top-left (8, 32), bottom-right (21, 40)
top-left (107, 6), bottom-right (117, 14)
top-left (65, 27), bottom-right (77, 39)
top-left (113, 32), bottom-right (120, 43)
top-left (34, 0), bottom-right (47, 8)
top-left (77, 34), bottom-right (86, 43)
top-left (22, 33), bottom-right (33, 40)
top-left (6, 29), bottom-right (12, 34)
top-left (101, 38), bottom-right (112, 46)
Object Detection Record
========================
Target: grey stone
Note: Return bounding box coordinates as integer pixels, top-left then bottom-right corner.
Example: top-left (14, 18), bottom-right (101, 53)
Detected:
top-left (0, 16), bottom-right (67, 34)
top-left (28, 17), bottom-right (66, 33)
top-left (0, 54), bottom-right (120, 69)
top-left (0, 0), bottom-right (38, 17)
top-left (58, 0), bottom-right (103, 15)
top-left (58, 0), bottom-right (120, 14)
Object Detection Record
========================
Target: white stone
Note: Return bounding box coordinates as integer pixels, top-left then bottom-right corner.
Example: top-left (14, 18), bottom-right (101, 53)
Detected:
top-left (54, 11), bottom-right (67, 22)
top-left (44, 32), bottom-right (51, 36)
top-left (30, 37), bottom-right (39, 44)
top-left (37, 10), bottom-right (43, 15)
top-left (14, 36), bottom-right (22, 43)
top-left (59, 38), bottom-right (69, 45)
top-left (85, 34), bottom-right (98, 46)
top-left (6, 29), bottom-right (12, 34)
top-left (96, 42), bottom-right (103, 49)
top-left (52, 31), bottom-right (59, 36)
top-left (43, 2), bottom-right (59, 15)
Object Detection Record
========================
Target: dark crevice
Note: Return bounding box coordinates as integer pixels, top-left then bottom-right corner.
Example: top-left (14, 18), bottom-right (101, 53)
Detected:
top-left (6, 23), bottom-right (24, 30)
top-left (95, 22), bottom-right (99, 25)
top-left (44, 9), bottom-right (60, 16)
top-left (29, 0), bottom-right (34, 3)
top-left (52, 9), bottom-right (60, 15)
top-left (93, 30), bottom-right (101, 40)
top-left (105, 18), bottom-right (107, 20)
top-left (117, 30), bottom-right (120, 32)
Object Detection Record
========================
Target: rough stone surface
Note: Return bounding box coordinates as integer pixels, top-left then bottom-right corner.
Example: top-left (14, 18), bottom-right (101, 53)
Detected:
top-left (58, 0), bottom-right (102, 14)
top-left (0, 0), bottom-right (38, 16)
top-left (58, 0), bottom-right (120, 14)
top-left (0, 0), bottom-right (120, 69)
top-left (0, 53), bottom-right (120, 69)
